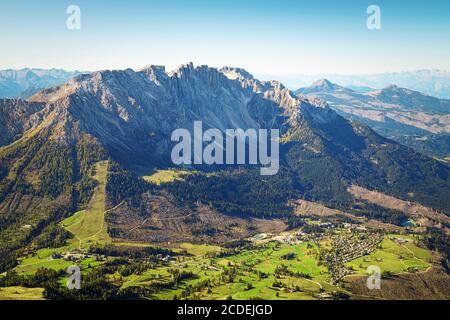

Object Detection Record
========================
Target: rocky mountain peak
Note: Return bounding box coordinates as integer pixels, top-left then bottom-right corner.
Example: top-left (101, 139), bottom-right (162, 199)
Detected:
top-left (311, 79), bottom-right (338, 90)
top-left (220, 67), bottom-right (254, 81)
top-left (0, 63), bottom-right (345, 168)
top-left (295, 79), bottom-right (350, 96)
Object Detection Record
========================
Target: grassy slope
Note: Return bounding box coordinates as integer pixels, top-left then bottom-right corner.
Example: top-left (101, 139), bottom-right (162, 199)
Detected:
top-left (120, 241), bottom-right (333, 300)
top-left (63, 161), bottom-right (110, 248)
top-left (0, 286), bottom-right (45, 300)
top-left (14, 245), bottom-right (102, 274)
top-left (346, 235), bottom-right (432, 274)
top-left (142, 169), bottom-right (193, 185)
top-left (14, 161), bottom-right (110, 273)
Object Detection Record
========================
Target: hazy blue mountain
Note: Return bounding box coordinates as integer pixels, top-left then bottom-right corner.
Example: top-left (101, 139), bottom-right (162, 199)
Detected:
top-left (260, 70), bottom-right (450, 99)
top-left (0, 68), bottom-right (84, 99)
top-left (345, 85), bottom-right (374, 93)
top-left (296, 79), bottom-right (450, 157)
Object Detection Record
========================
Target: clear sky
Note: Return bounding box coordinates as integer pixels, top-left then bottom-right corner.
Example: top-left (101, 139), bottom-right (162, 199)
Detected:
top-left (1, 0), bottom-right (449, 75)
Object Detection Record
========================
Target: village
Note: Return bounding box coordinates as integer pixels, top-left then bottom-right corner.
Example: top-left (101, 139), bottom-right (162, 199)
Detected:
top-left (325, 231), bottom-right (384, 284)
top-left (246, 220), bottom-right (388, 286)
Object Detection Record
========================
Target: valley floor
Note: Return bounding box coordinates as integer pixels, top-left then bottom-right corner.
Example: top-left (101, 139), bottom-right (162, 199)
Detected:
top-left (1, 164), bottom-right (449, 300)
top-left (6, 222), bottom-right (446, 300)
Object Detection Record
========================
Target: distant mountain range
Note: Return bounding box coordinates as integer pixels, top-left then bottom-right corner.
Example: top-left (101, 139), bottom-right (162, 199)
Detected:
top-left (259, 70), bottom-right (450, 99)
top-left (4, 68), bottom-right (450, 101)
top-left (296, 79), bottom-right (450, 158)
top-left (0, 68), bottom-right (83, 99)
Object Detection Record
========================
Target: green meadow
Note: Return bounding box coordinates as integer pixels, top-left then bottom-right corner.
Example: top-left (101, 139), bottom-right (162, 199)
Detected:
top-left (0, 286), bottom-right (45, 300)
top-left (117, 241), bottom-right (336, 300)
top-left (15, 246), bottom-right (102, 274)
top-left (62, 161), bottom-right (110, 248)
top-left (346, 236), bottom-right (432, 274)
top-left (143, 169), bottom-right (194, 185)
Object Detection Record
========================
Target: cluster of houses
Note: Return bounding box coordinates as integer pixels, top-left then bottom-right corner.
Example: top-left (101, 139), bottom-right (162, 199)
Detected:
top-left (342, 223), bottom-right (367, 232)
top-left (325, 231), bottom-right (383, 284)
top-left (51, 252), bottom-right (105, 263)
top-left (392, 237), bottom-right (409, 245)
top-left (318, 222), bottom-right (334, 229)
top-left (160, 254), bottom-right (176, 263)
top-left (249, 221), bottom-right (369, 247)
top-left (273, 233), bottom-right (302, 245)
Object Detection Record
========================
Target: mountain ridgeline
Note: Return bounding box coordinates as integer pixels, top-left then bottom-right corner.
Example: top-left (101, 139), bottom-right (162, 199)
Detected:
top-left (1, 64), bottom-right (450, 270)
top-left (0, 68), bottom-right (83, 99)
top-left (296, 80), bottom-right (450, 158)
top-left (278, 69), bottom-right (450, 99)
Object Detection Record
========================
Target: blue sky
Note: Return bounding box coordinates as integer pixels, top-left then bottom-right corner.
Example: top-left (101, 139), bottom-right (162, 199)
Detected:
top-left (1, 0), bottom-right (449, 74)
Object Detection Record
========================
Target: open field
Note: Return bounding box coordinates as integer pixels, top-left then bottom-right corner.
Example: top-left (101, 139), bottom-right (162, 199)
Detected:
top-left (207, 278), bottom-right (319, 300)
top-left (15, 255), bottom-right (73, 274)
top-left (221, 242), bottom-right (326, 279)
top-left (0, 286), bottom-right (45, 300)
top-left (15, 244), bottom-right (102, 274)
top-left (346, 236), bottom-right (433, 275)
top-left (116, 240), bottom-right (337, 300)
top-left (61, 210), bottom-right (85, 229)
top-left (143, 169), bottom-right (194, 185)
top-left (176, 243), bottom-right (222, 256)
top-left (62, 161), bottom-right (110, 248)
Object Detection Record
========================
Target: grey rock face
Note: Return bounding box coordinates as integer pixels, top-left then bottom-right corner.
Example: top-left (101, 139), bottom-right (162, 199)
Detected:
top-left (1, 63), bottom-right (339, 170)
